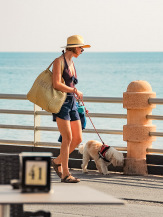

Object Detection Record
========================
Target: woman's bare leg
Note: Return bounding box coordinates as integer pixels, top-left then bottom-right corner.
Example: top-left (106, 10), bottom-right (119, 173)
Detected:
top-left (69, 120), bottom-right (82, 153)
top-left (54, 117), bottom-right (72, 178)
top-left (53, 119), bottom-right (82, 177)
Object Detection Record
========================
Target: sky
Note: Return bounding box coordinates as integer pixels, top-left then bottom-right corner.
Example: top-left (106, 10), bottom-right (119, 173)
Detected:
top-left (0, 0), bottom-right (163, 52)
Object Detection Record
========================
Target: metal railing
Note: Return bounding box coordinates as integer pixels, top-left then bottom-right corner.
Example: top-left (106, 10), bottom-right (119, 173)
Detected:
top-left (0, 94), bottom-right (163, 154)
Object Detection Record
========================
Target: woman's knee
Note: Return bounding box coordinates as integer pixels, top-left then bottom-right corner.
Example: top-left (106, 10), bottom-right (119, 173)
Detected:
top-left (73, 135), bottom-right (82, 145)
top-left (62, 134), bottom-right (72, 145)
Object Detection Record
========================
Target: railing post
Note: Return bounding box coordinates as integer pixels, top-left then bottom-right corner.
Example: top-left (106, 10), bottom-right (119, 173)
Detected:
top-left (34, 104), bottom-right (41, 146)
top-left (0, 205), bottom-right (10, 217)
top-left (123, 80), bottom-right (156, 175)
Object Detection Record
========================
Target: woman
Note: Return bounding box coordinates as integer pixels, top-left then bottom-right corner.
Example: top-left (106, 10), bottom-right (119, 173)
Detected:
top-left (51, 35), bottom-right (91, 183)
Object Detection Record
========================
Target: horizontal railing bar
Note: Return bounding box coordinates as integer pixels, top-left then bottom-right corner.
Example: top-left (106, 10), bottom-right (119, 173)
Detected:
top-left (37, 112), bottom-right (127, 119)
top-left (87, 113), bottom-right (127, 119)
top-left (36, 142), bottom-right (127, 151)
top-left (146, 148), bottom-right (163, 154)
top-left (1, 94), bottom-right (163, 106)
top-left (36, 126), bottom-right (123, 135)
top-left (1, 109), bottom-right (163, 121)
top-left (0, 109), bottom-right (34, 115)
top-left (0, 124), bottom-right (34, 130)
top-left (150, 132), bottom-right (163, 137)
top-left (146, 115), bottom-right (163, 120)
top-left (1, 124), bottom-right (163, 137)
top-left (83, 129), bottom-right (123, 135)
top-left (149, 98), bottom-right (163, 105)
top-left (0, 109), bottom-right (127, 119)
top-left (0, 139), bottom-right (34, 145)
top-left (0, 124), bottom-right (122, 135)
top-left (36, 111), bottom-right (127, 119)
top-left (36, 142), bottom-right (63, 147)
top-left (2, 109), bottom-right (163, 122)
top-left (83, 96), bottom-right (123, 103)
top-left (74, 147), bottom-right (127, 152)
top-left (36, 126), bottom-right (58, 131)
top-left (0, 94), bottom-right (124, 103)
top-left (0, 94), bottom-right (27, 100)
top-left (113, 146), bottom-right (127, 152)
top-left (36, 111), bottom-right (51, 115)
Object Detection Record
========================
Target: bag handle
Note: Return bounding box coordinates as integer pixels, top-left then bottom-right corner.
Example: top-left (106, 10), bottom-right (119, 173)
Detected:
top-left (47, 60), bottom-right (55, 70)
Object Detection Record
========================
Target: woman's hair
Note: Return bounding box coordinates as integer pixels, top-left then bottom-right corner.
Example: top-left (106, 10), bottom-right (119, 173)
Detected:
top-left (66, 47), bottom-right (78, 54)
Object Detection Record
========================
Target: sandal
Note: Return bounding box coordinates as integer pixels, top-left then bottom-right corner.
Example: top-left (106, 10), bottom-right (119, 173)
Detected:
top-left (51, 159), bottom-right (62, 178)
top-left (61, 175), bottom-right (80, 183)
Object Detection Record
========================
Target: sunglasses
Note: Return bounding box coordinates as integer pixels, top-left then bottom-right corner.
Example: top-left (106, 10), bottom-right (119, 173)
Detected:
top-left (80, 47), bottom-right (84, 52)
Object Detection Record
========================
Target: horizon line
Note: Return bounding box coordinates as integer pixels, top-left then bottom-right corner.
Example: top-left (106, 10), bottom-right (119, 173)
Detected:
top-left (0, 51), bottom-right (163, 53)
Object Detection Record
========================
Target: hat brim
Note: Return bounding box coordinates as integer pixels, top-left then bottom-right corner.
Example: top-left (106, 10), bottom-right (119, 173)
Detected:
top-left (61, 44), bottom-right (91, 48)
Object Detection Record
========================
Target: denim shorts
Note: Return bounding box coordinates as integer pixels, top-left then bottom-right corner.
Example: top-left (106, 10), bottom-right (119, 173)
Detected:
top-left (52, 94), bottom-right (80, 121)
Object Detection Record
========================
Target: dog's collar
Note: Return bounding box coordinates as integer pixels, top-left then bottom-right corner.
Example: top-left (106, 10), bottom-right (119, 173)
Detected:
top-left (98, 144), bottom-right (110, 163)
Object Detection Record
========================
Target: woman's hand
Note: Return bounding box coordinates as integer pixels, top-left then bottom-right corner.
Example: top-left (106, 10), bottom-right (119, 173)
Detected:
top-left (73, 88), bottom-right (83, 100)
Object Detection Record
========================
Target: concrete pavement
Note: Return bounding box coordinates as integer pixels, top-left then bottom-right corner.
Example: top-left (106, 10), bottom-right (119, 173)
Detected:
top-left (25, 169), bottom-right (163, 217)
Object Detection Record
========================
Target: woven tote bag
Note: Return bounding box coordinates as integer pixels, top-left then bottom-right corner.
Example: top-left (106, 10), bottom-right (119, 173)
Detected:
top-left (27, 59), bottom-right (67, 113)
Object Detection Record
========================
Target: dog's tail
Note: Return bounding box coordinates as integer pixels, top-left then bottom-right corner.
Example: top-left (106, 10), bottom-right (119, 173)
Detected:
top-left (78, 143), bottom-right (85, 155)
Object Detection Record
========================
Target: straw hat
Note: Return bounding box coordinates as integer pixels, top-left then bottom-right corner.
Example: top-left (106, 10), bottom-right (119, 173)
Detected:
top-left (62, 35), bottom-right (91, 48)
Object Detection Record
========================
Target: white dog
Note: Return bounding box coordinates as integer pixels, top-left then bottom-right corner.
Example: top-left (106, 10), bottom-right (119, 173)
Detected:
top-left (79, 140), bottom-right (124, 175)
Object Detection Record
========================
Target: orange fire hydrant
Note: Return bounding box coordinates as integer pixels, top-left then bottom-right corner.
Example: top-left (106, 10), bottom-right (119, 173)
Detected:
top-left (123, 80), bottom-right (156, 175)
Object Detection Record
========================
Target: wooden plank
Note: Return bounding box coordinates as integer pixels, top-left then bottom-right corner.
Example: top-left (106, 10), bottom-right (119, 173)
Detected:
top-left (147, 165), bottom-right (163, 175)
top-left (33, 146), bottom-right (61, 156)
top-left (0, 154), bottom-right (20, 184)
top-left (146, 154), bottom-right (163, 165)
top-left (0, 145), bottom-right (59, 156)
top-left (0, 145), bottom-right (33, 153)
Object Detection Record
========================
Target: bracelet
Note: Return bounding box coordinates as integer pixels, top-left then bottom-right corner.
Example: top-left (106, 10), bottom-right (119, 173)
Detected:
top-left (73, 87), bottom-right (78, 94)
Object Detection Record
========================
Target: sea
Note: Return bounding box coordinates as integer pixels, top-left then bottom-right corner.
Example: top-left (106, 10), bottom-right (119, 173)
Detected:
top-left (0, 52), bottom-right (163, 149)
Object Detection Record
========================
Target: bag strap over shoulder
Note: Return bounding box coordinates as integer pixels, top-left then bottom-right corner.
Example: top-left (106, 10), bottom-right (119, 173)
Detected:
top-left (47, 57), bottom-right (64, 75)
top-left (61, 58), bottom-right (64, 76)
